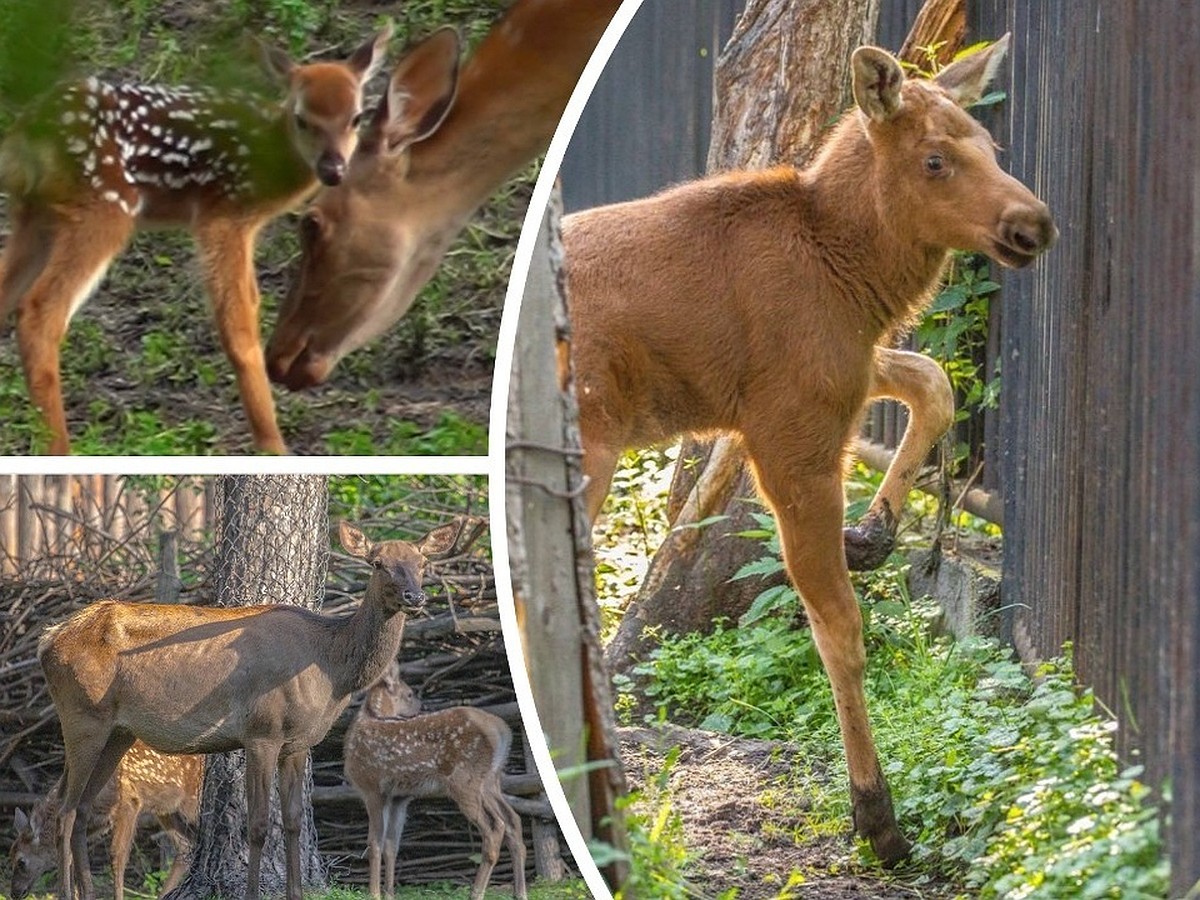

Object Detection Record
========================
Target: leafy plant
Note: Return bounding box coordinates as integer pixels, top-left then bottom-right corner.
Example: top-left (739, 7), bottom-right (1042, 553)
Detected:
top-left (637, 549), bottom-right (1170, 897)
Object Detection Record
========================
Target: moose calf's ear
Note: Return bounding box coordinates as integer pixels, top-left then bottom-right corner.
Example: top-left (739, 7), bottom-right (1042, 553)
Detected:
top-left (934, 33), bottom-right (1011, 107)
top-left (852, 46), bottom-right (905, 122)
top-left (339, 521), bottom-right (372, 559)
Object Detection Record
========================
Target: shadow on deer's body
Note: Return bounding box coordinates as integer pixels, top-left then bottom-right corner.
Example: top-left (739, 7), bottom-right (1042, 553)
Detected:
top-left (36, 518), bottom-right (483, 900)
top-left (565, 37), bottom-right (1056, 862)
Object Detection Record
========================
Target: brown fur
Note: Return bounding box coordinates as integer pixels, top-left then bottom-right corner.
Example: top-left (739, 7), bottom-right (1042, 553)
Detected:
top-left (266, 0), bottom-right (623, 390)
top-left (566, 38), bottom-right (1056, 863)
top-left (344, 663), bottom-right (526, 900)
top-left (36, 518), bottom-right (480, 900)
top-left (10, 741), bottom-right (201, 900)
top-left (0, 26), bottom-right (391, 454)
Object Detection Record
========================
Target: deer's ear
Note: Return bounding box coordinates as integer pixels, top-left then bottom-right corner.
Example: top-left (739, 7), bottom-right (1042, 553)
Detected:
top-left (339, 521), bottom-right (373, 559)
top-left (14, 807), bottom-right (28, 833)
top-left (257, 38), bottom-right (296, 84)
top-left (416, 519), bottom-right (465, 558)
top-left (852, 46), bottom-right (905, 122)
top-left (347, 22), bottom-right (393, 83)
top-left (374, 27), bottom-right (460, 154)
top-left (934, 33), bottom-right (1010, 107)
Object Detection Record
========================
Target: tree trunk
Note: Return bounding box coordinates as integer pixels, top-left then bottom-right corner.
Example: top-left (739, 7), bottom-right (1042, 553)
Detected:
top-left (167, 475), bottom-right (329, 900)
top-left (606, 0), bottom-right (969, 677)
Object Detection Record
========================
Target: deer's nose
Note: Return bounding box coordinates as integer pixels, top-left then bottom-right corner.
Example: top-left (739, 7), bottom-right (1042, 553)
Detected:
top-left (316, 153), bottom-right (346, 186)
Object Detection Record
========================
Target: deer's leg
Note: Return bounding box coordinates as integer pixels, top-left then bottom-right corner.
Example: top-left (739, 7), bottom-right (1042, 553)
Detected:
top-left (156, 811), bottom-right (193, 897)
top-left (13, 207), bottom-right (132, 454)
top-left (277, 752), bottom-right (307, 900)
top-left (749, 450), bottom-right (911, 864)
top-left (59, 731), bottom-right (134, 900)
top-left (194, 223), bottom-right (286, 454)
top-left (0, 207), bottom-right (53, 324)
top-left (452, 790), bottom-right (501, 900)
top-left (243, 742), bottom-right (281, 900)
top-left (487, 788), bottom-right (527, 900)
top-left (109, 797), bottom-right (140, 900)
top-left (382, 797), bottom-right (411, 900)
top-left (845, 348), bottom-right (954, 570)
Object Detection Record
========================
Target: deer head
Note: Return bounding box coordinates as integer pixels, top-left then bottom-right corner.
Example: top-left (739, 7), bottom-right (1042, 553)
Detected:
top-left (260, 24), bottom-right (393, 186)
top-left (267, 27), bottom-right (462, 389)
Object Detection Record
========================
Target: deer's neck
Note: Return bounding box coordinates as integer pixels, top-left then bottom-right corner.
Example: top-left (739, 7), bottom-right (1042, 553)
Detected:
top-left (405, 0), bottom-right (620, 223)
top-left (330, 588), bottom-right (407, 698)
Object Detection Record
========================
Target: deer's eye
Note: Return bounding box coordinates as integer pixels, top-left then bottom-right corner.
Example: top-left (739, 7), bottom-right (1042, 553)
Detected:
top-left (925, 153), bottom-right (948, 176)
top-left (296, 117), bottom-right (312, 133)
top-left (352, 111), bottom-right (365, 128)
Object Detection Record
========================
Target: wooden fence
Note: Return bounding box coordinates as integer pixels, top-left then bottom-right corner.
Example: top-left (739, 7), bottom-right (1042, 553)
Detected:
top-left (966, 2), bottom-right (1199, 893)
top-left (0, 475), bottom-right (211, 576)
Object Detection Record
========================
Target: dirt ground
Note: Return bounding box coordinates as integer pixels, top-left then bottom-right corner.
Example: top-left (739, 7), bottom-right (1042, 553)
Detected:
top-left (621, 725), bottom-right (968, 900)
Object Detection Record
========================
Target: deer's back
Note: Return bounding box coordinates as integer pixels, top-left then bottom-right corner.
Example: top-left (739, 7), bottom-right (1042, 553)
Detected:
top-left (345, 706), bottom-right (510, 799)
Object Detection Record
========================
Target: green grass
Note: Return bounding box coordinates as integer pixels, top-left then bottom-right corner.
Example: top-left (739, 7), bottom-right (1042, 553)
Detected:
top-left (631, 547), bottom-right (1171, 898)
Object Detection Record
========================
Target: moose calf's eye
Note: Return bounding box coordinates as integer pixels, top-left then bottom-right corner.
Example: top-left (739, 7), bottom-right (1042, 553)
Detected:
top-left (925, 154), bottom-right (947, 176)
top-left (352, 111), bottom-right (365, 128)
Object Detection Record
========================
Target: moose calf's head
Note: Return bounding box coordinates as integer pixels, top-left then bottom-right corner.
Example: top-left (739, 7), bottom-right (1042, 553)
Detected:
top-left (262, 24), bottom-right (392, 187)
top-left (267, 28), bottom-right (462, 390)
top-left (851, 34), bottom-right (1057, 268)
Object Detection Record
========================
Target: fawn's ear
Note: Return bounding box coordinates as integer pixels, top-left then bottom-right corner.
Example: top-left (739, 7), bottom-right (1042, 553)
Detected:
top-left (852, 46), bottom-right (905, 122)
top-left (338, 521), bottom-right (373, 559)
top-left (934, 33), bottom-right (1011, 107)
top-left (372, 27), bottom-right (461, 154)
top-left (257, 38), bottom-right (296, 83)
top-left (14, 807), bottom-right (28, 833)
top-left (347, 22), bottom-right (394, 83)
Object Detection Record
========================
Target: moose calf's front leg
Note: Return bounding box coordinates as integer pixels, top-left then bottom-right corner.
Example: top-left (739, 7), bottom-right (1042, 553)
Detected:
top-left (844, 347), bottom-right (955, 570)
top-left (755, 460), bottom-right (911, 863)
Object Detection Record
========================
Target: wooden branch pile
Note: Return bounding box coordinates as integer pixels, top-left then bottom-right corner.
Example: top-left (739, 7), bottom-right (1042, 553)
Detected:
top-left (0, 476), bottom-right (568, 891)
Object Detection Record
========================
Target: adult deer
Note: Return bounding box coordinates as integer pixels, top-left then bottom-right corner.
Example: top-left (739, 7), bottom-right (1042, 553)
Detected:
top-left (266, 0), bottom-right (622, 390)
top-left (0, 25), bottom-right (392, 454)
top-left (10, 740), bottom-right (201, 900)
top-left (37, 517), bottom-right (484, 900)
top-left (564, 37), bottom-right (1056, 863)
top-left (344, 661), bottom-right (526, 900)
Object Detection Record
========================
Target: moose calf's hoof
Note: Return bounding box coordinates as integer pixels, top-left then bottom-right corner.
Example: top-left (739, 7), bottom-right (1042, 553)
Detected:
top-left (843, 508), bottom-right (897, 571)
top-left (851, 779), bottom-right (912, 866)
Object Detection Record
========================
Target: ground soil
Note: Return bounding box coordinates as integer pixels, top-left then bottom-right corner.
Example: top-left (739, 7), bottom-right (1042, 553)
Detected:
top-left (621, 725), bottom-right (968, 899)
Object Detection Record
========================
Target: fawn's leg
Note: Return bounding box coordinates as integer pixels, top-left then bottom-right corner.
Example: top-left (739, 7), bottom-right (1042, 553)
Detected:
top-left (382, 797), bottom-right (411, 900)
top-left (749, 447), bottom-right (911, 864)
top-left (194, 222), bottom-right (287, 454)
top-left (845, 347), bottom-right (955, 570)
top-left (14, 205), bottom-right (132, 454)
top-left (156, 810), bottom-right (193, 896)
top-left (109, 796), bottom-right (141, 900)
top-left (486, 787), bottom-right (527, 900)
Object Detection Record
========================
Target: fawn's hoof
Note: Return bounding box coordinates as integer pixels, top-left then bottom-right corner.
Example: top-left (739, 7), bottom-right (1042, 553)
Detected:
top-left (843, 505), bottom-right (897, 571)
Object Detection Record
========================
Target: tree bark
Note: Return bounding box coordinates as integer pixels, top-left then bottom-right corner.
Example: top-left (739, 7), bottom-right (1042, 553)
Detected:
top-left (606, 0), bottom-right (969, 678)
top-left (166, 475), bottom-right (329, 900)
